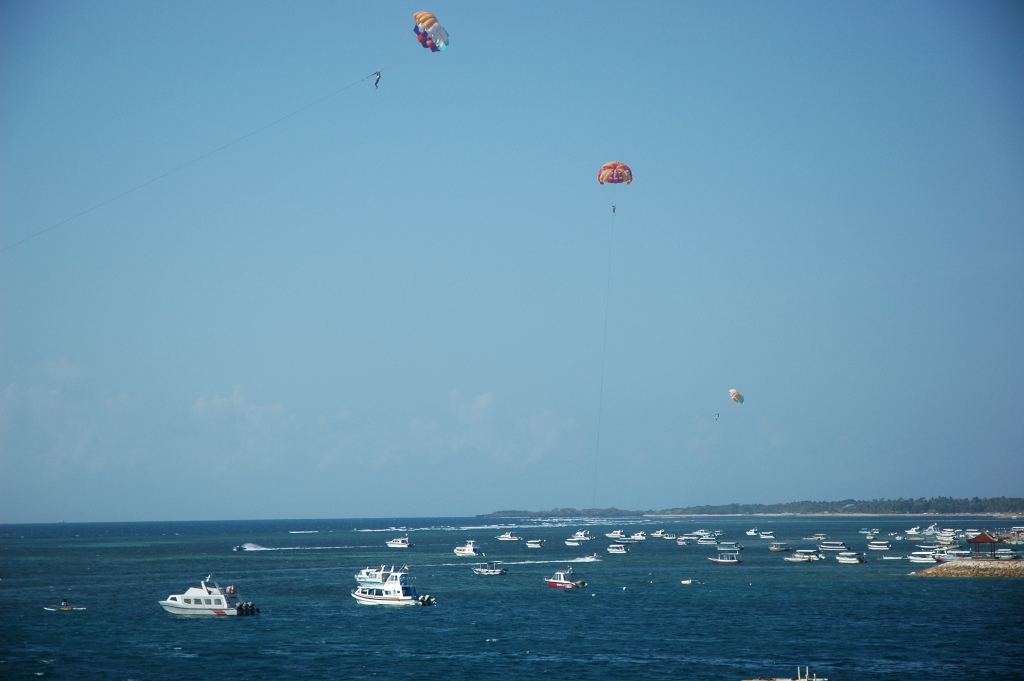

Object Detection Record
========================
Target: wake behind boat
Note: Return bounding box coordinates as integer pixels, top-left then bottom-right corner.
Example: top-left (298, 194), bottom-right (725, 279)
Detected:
top-left (159, 576), bottom-right (259, 616)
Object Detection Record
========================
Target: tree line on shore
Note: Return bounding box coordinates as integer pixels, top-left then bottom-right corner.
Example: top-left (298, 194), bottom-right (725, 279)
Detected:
top-left (482, 496), bottom-right (1024, 518)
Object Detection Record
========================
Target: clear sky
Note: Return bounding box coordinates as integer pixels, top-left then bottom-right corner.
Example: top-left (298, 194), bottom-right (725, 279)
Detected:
top-left (2, 2), bottom-right (1022, 523)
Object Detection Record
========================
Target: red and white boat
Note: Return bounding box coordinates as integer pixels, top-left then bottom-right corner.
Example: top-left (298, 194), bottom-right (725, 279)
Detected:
top-left (544, 566), bottom-right (587, 589)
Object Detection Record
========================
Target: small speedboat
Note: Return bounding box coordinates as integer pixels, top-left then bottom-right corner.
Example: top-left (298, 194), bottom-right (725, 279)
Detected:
top-left (908, 551), bottom-right (938, 563)
top-left (606, 543), bottom-right (629, 554)
top-left (454, 540), bottom-right (485, 557)
top-left (472, 561), bottom-right (508, 575)
top-left (758, 531), bottom-right (776, 539)
top-left (544, 566), bottom-right (587, 589)
top-left (495, 531), bottom-right (521, 541)
top-left (526, 539), bottom-right (544, 549)
top-left (605, 529), bottom-right (626, 539)
top-left (836, 552), bottom-right (867, 564)
top-left (351, 567), bottom-right (435, 606)
top-left (386, 535), bottom-right (413, 548)
top-left (746, 527), bottom-right (759, 536)
top-left (159, 576), bottom-right (259, 616)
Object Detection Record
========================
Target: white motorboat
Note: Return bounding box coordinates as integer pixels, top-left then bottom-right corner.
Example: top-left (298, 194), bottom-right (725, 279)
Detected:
top-left (908, 551), bottom-right (938, 564)
top-left (804, 533), bottom-right (829, 541)
top-left (784, 549), bottom-right (824, 562)
top-left (454, 539), bottom-right (485, 557)
top-left (526, 539), bottom-right (544, 549)
top-left (606, 543), bottom-right (629, 554)
top-left (386, 535), bottom-right (413, 548)
top-left (746, 527), bottom-right (760, 536)
top-left (605, 529), bottom-right (627, 539)
top-left (544, 566), bottom-right (587, 589)
top-left (867, 541), bottom-right (891, 551)
top-left (708, 550), bottom-right (742, 564)
top-left (717, 541), bottom-right (743, 551)
top-left (769, 542), bottom-right (792, 552)
top-left (159, 576), bottom-right (259, 616)
top-left (758, 531), bottom-right (776, 539)
top-left (568, 529), bottom-right (593, 542)
top-left (697, 536), bottom-right (719, 545)
top-left (675, 537), bottom-right (690, 546)
top-left (472, 561), bottom-right (508, 575)
top-left (836, 552), bottom-right (866, 564)
top-left (495, 531), bottom-right (521, 541)
top-left (906, 525), bottom-right (921, 535)
top-left (661, 533), bottom-right (677, 540)
top-left (565, 539), bottom-right (582, 546)
top-left (351, 568), bottom-right (435, 606)
top-left (651, 529), bottom-right (666, 538)
top-left (817, 541), bottom-right (848, 551)
top-left (628, 531), bottom-right (647, 542)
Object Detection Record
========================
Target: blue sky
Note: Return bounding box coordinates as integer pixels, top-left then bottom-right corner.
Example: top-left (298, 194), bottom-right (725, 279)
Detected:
top-left (2, 2), bottom-right (1022, 523)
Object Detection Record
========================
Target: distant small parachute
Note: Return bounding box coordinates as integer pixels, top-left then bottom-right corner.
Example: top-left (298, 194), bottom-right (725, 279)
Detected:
top-left (413, 11), bottom-right (449, 52)
top-left (729, 389), bottom-right (744, 405)
top-left (597, 161), bottom-right (632, 185)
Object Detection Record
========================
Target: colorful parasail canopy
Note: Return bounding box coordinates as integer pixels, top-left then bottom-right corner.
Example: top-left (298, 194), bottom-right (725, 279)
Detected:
top-left (729, 389), bottom-right (744, 405)
top-left (413, 11), bottom-right (449, 52)
top-left (597, 161), bottom-right (633, 185)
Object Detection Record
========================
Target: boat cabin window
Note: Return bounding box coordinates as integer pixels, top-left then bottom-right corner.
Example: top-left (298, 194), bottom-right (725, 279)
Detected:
top-left (204, 598), bottom-right (212, 605)
top-left (215, 599), bottom-right (223, 605)
top-left (183, 598), bottom-right (191, 604)
top-left (169, 596), bottom-right (179, 602)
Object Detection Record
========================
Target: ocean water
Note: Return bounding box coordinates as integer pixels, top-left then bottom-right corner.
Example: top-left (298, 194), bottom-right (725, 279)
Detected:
top-left (2, 516), bottom-right (1022, 680)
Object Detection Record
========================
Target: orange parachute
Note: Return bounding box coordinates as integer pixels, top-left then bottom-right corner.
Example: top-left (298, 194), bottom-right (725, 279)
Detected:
top-left (597, 161), bottom-right (632, 185)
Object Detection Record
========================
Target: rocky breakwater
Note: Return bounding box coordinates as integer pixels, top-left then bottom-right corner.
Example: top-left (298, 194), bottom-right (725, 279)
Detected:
top-left (915, 559), bottom-right (1024, 578)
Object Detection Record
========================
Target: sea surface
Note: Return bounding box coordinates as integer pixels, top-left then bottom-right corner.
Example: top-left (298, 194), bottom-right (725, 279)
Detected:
top-left (2, 515), bottom-right (1022, 680)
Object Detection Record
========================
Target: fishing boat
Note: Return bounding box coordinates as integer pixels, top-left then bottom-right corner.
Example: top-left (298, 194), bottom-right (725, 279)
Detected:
top-left (472, 561), bottom-right (508, 575)
top-left (605, 529), bottom-right (626, 539)
top-left (351, 567), bottom-right (435, 606)
top-left (544, 566), bottom-right (587, 589)
top-left (385, 535), bottom-right (413, 548)
top-left (708, 550), bottom-right (742, 564)
top-left (784, 549), bottom-right (824, 562)
top-left (817, 541), bottom-right (849, 551)
top-left (769, 541), bottom-right (792, 552)
top-left (743, 666), bottom-right (827, 681)
top-left (526, 539), bottom-right (544, 549)
top-left (495, 531), bottom-right (521, 541)
top-left (159, 576), bottom-right (259, 616)
top-left (454, 540), bottom-right (485, 557)
top-left (44, 598), bottom-right (85, 612)
top-left (606, 543), bottom-right (629, 554)
top-left (836, 552), bottom-right (867, 564)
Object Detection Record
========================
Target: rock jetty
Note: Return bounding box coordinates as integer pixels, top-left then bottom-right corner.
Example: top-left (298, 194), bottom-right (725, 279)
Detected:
top-left (914, 560), bottom-right (1024, 578)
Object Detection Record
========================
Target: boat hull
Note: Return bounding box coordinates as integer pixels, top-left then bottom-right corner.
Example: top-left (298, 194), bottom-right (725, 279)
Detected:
top-left (159, 602), bottom-right (238, 616)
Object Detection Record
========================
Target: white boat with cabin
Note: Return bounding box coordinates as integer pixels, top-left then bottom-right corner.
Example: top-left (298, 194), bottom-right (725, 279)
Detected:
top-left (454, 540), bottom-right (485, 557)
top-left (908, 551), bottom-right (938, 564)
top-left (746, 527), bottom-right (759, 536)
top-left (769, 542), bottom-right (792, 552)
top-left (355, 564), bottom-right (402, 585)
top-left (605, 529), bottom-right (626, 539)
top-left (526, 539), bottom-right (544, 549)
top-left (159, 576), bottom-right (259, 616)
top-left (386, 535), bottom-right (413, 548)
top-left (867, 541), bottom-right (891, 551)
top-left (607, 543), bottom-right (629, 554)
top-left (817, 541), bottom-right (849, 551)
top-left (544, 566), bottom-right (587, 589)
top-left (568, 529), bottom-right (593, 542)
top-left (351, 567), bottom-right (435, 606)
top-left (836, 552), bottom-right (866, 564)
top-left (495, 531), bottom-right (521, 541)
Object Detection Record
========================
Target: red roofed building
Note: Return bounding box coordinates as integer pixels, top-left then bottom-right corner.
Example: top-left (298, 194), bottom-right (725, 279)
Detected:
top-left (967, 531), bottom-right (1000, 559)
